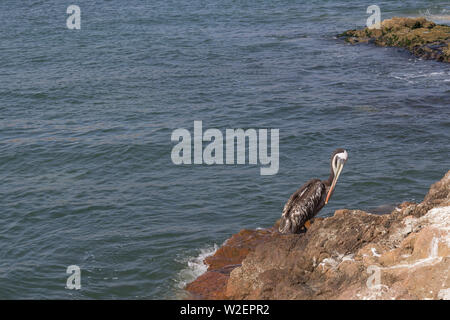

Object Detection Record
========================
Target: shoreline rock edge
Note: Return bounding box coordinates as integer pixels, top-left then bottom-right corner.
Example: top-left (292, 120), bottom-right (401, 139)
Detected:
top-left (185, 170), bottom-right (450, 300)
top-left (339, 17), bottom-right (450, 63)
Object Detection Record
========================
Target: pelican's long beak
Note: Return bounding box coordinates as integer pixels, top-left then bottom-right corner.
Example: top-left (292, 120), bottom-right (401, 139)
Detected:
top-left (325, 159), bottom-right (345, 204)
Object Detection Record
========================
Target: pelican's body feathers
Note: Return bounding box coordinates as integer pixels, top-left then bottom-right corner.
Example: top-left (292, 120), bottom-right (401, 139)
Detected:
top-left (278, 179), bottom-right (326, 234)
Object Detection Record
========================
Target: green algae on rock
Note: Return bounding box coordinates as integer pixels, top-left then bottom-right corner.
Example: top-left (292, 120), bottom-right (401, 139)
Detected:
top-left (340, 17), bottom-right (450, 63)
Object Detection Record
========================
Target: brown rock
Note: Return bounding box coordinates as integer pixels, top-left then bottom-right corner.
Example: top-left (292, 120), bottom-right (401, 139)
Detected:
top-left (185, 170), bottom-right (450, 300)
top-left (184, 227), bottom-right (278, 299)
top-left (204, 228), bottom-right (276, 271)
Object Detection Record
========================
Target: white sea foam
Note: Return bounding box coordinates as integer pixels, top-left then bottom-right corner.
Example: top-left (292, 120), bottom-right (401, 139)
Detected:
top-left (390, 70), bottom-right (450, 84)
top-left (175, 244), bottom-right (219, 290)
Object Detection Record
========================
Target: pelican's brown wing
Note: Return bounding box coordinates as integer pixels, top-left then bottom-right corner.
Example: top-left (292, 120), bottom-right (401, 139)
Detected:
top-left (278, 179), bottom-right (325, 234)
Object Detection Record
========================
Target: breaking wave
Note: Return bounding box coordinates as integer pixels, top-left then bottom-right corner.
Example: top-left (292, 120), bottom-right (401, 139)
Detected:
top-left (173, 244), bottom-right (219, 297)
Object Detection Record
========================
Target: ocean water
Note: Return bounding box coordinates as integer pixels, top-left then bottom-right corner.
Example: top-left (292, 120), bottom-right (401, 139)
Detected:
top-left (0, 0), bottom-right (449, 299)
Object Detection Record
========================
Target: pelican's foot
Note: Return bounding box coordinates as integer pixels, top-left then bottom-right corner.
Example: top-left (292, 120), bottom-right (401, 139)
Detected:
top-left (304, 220), bottom-right (312, 229)
top-left (299, 219), bottom-right (314, 233)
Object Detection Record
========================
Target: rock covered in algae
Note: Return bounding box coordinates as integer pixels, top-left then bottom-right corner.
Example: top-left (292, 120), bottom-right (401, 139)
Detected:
top-left (340, 17), bottom-right (450, 62)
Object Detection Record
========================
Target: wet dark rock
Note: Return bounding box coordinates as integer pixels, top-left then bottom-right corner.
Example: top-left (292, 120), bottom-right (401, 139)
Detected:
top-left (340, 17), bottom-right (450, 63)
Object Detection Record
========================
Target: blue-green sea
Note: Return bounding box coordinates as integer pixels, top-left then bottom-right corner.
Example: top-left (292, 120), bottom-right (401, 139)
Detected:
top-left (0, 0), bottom-right (449, 299)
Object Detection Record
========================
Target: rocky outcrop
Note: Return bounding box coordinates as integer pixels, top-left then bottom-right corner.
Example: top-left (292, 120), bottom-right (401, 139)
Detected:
top-left (185, 170), bottom-right (450, 300)
top-left (185, 228), bottom-right (278, 299)
top-left (339, 17), bottom-right (450, 63)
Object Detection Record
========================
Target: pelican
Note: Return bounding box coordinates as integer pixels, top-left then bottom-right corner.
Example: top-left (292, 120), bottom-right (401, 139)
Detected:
top-left (278, 148), bottom-right (348, 234)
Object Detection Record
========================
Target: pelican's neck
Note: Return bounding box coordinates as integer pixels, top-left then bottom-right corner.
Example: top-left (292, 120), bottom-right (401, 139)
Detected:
top-left (324, 161), bottom-right (335, 187)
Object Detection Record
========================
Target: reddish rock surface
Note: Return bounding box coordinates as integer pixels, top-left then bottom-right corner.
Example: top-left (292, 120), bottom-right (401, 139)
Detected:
top-left (185, 170), bottom-right (450, 300)
top-left (185, 228), bottom-right (278, 299)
